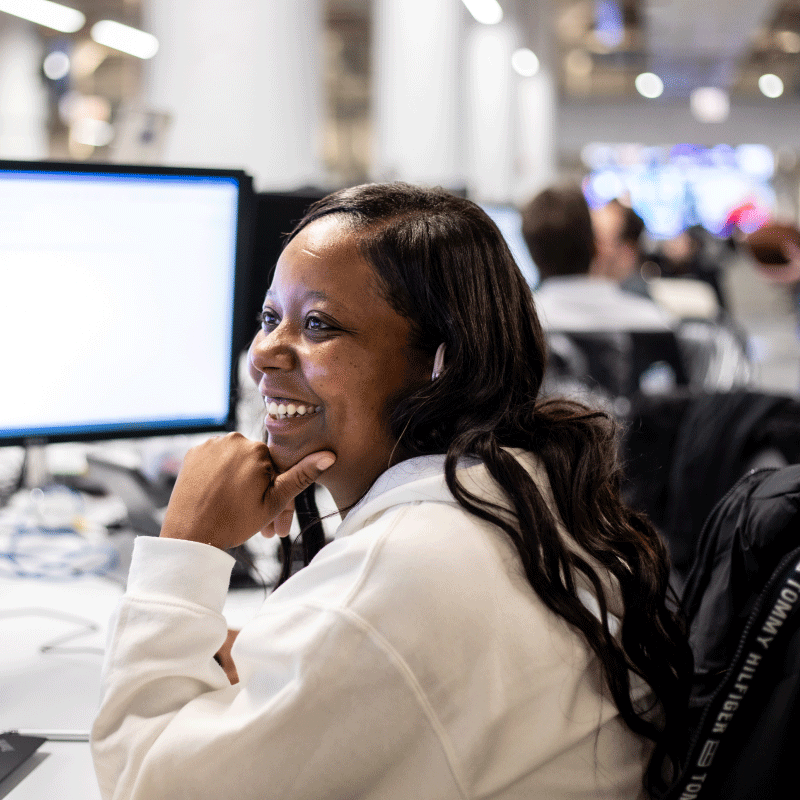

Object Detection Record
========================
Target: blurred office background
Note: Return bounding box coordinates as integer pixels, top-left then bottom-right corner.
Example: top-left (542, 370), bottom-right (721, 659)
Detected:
top-left (1, 0), bottom-right (800, 391)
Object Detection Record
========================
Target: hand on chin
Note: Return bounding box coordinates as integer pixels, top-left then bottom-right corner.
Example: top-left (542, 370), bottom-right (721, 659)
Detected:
top-left (264, 435), bottom-right (317, 475)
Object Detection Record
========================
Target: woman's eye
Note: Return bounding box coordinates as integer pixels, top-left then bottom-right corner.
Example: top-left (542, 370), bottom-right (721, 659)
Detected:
top-left (258, 310), bottom-right (279, 330)
top-left (305, 315), bottom-right (333, 332)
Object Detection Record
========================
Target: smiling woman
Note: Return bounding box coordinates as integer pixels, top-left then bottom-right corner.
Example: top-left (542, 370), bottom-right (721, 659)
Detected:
top-left (91, 182), bottom-right (691, 800)
top-left (249, 213), bottom-right (432, 512)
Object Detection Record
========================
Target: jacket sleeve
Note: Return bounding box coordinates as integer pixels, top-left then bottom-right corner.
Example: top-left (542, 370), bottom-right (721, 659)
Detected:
top-left (91, 535), bottom-right (454, 800)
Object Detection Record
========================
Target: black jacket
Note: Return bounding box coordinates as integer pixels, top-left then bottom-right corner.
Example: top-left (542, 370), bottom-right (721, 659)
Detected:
top-left (674, 465), bottom-right (800, 799)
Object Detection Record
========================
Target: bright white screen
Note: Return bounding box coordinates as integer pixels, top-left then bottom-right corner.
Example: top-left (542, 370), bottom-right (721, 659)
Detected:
top-left (480, 204), bottom-right (540, 289)
top-left (0, 170), bottom-right (240, 440)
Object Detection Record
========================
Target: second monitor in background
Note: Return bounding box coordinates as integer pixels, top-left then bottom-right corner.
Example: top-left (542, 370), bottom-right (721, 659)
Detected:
top-left (479, 203), bottom-right (540, 290)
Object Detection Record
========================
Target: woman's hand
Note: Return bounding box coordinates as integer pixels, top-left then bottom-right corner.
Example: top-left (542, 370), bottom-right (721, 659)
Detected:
top-left (159, 432), bottom-right (335, 550)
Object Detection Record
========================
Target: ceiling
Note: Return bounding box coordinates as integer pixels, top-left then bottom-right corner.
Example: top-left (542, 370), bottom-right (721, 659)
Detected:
top-left (5, 0), bottom-right (798, 168)
top-left (550, 0), bottom-right (800, 99)
top-left (17, 0), bottom-right (800, 101)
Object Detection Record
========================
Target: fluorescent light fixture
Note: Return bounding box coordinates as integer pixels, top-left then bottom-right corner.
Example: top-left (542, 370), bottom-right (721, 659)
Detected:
top-left (635, 72), bottom-right (663, 99)
top-left (461, 0), bottom-right (503, 25)
top-left (690, 87), bottom-right (729, 123)
top-left (758, 73), bottom-right (784, 99)
top-left (511, 48), bottom-right (539, 77)
top-left (0, 0), bottom-right (84, 33)
top-left (91, 20), bottom-right (159, 59)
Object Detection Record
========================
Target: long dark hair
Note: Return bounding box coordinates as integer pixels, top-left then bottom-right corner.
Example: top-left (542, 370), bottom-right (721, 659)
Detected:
top-left (280, 182), bottom-right (691, 794)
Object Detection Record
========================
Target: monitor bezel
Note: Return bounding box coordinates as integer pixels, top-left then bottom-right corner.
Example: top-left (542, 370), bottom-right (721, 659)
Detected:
top-left (0, 158), bottom-right (255, 447)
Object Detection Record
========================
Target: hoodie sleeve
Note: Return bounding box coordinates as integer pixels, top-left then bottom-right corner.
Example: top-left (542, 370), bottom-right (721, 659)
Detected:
top-left (90, 534), bottom-right (459, 800)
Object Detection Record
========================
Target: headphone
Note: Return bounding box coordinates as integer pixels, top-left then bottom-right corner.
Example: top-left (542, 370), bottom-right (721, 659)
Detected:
top-left (431, 343), bottom-right (445, 381)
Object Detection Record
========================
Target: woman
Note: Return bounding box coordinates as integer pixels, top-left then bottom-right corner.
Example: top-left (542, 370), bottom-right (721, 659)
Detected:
top-left (92, 183), bottom-right (690, 799)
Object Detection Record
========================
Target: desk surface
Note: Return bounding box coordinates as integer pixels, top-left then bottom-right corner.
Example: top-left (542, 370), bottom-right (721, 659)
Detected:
top-left (0, 558), bottom-right (266, 798)
top-left (0, 742), bottom-right (100, 800)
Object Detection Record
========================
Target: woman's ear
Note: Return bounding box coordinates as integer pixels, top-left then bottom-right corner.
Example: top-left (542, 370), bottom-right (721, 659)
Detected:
top-left (431, 343), bottom-right (446, 381)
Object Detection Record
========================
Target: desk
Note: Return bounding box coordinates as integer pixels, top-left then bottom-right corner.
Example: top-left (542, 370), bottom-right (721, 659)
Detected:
top-left (0, 545), bottom-right (267, 799)
top-left (0, 742), bottom-right (99, 800)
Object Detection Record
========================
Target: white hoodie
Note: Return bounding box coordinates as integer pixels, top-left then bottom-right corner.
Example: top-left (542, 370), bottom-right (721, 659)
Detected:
top-left (91, 450), bottom-right (652, 800)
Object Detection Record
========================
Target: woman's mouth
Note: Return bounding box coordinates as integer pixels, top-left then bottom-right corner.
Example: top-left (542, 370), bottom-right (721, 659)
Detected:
top-left (263, 397), bottom-right (323, 420)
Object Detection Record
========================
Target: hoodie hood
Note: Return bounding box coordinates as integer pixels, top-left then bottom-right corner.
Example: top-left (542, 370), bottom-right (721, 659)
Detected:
top-left (334, 447), bottom-right (624, 622)
top-left (335, 448), bottom-right (555, 540)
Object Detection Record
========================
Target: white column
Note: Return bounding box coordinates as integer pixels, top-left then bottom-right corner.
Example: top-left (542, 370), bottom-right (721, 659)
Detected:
top-left (464, 21), bottom-right (517, 203)
top-left (515, 68), bottom-right (558, 204)
top-left (515, 2), bottom-right (558, 204)
top-left (0, 16), bottom-right (48, 159)
top-left (142, 0), bottom-right (324, 190)
top-left (372, 0), bottom-right (464, 188)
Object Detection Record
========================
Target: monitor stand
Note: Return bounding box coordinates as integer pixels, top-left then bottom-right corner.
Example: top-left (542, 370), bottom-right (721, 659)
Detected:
top-left (21, 439), bottom-right (52, 490)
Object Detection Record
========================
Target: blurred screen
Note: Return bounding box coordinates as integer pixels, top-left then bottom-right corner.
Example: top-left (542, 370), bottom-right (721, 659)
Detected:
top-left (582, 143), bottom-right (776, 239)
top-left (480, 203), bottom-right (540, 288)
top-left (0, 167), bottom-right (245, 443)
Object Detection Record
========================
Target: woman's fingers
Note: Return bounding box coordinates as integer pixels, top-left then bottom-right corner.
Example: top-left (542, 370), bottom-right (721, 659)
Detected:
top-left (160, 433), bottom-right (335, 550)
top-left (266, 452), bottom-right (336, 515)
top-left (260, 500), bottom-right (295, 539)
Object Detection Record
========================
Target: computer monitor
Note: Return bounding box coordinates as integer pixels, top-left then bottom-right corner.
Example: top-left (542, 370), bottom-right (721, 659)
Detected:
top-left (0, 159), bottom-right (254, 447)
top-left (479, 203), bottom-right (540, 289)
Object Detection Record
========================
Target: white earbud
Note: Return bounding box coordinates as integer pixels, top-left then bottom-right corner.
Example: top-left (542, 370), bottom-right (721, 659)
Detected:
top-left (431, 343), bottom-right (445, 381)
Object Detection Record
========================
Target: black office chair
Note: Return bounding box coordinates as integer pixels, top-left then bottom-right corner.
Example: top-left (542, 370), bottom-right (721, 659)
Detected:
top-left (545, 329), bottom-right (689, 399)
top-left (622, 390), bottom-right (800, 587)
top-left (674, 316), bottom-right (753, 391)
top-left (659, 465), bottom-right (800, 799)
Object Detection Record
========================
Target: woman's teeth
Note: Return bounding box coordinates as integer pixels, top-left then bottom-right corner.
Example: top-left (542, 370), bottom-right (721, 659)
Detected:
top-left (266, 400), bottom-right (322, 419)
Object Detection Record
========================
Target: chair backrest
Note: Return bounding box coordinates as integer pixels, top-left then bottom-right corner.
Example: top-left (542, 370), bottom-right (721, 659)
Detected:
top-left (674, 317), bottom-right (753, 391)
top-left (661, 465), bottom-right (800, 799)
top-left (622, 392), bottom-right (800, 587)
top-left (548, 329), bottom-right (689, 398)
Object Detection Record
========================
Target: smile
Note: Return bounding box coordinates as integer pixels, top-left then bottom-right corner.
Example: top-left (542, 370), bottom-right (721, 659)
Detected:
top-left (263, 397), bottom-right (323, 420)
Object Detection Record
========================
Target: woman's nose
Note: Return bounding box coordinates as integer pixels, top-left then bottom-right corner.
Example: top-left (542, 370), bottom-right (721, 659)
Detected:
top-left (248, 328), bottom-right (295, 377)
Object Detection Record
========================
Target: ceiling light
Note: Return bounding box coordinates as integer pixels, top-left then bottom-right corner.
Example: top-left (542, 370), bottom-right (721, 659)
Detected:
top-left (690, 87), bottom-right (729, 123)
top-left (43, 50), bottom-right (70, 80)
top-left (758, 73), bottom-right (784, 99)
top-left (635, 72), bottom-right (663, 99)
top-left (461, 0), bottom-right (503, 25)
top-left (91, 20), bottom-right (159, 59)
top-left (511, 48), bottom-right (539, 77)
top-left (0, 0), bottom-right (84, 33)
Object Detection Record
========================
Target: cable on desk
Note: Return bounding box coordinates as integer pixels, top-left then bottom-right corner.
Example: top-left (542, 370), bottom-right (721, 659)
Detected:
top-left (0, 607), bottom-right (105, 656)
top-left (0, 485), bottom-right (118, 581)
top-left (0, 527), bottom-right (118, 581)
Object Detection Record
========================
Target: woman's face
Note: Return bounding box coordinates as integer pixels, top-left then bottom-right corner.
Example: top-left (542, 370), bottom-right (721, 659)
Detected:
top-left (248, 215), bottom-right (431, 512)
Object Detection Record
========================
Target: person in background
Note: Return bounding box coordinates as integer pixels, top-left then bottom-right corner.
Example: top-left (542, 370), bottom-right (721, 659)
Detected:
top-left (522, 186), bottom-right (675, 333)
top-left (591, 199), bottom-right (653, 298)
top-left (658, 226), bottom-right (728, 312)
top-left (92, 182), bottom-right (690, 800)
top-left (746, 221), bottom-right (800, 338)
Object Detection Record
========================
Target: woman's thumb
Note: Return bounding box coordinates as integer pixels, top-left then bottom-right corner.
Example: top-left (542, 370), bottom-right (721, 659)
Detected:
top-left (270, 451), bottom-right (336, 508)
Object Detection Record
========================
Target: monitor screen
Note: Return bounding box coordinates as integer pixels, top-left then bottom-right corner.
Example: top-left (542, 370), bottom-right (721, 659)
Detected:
top-left (0, 160), bottom-right (254, 445)
top-left (479, 203), bottom-right (540, 289)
